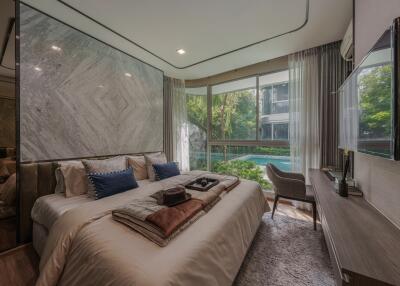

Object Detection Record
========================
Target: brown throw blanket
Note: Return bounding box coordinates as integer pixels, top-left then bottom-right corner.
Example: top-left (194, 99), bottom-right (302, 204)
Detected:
top-left (112, 174), bottom-right (239, 246)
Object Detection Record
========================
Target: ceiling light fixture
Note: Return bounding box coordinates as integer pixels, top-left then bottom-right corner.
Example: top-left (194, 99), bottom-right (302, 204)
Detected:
top-left (34, 66), bottom-right (42, 72)
top-left (125, 72), bottom-right (132, 77)
top-left (176, 49), bottom-right (186, 55)
top-left (51, 45), bottom-right (62, 51)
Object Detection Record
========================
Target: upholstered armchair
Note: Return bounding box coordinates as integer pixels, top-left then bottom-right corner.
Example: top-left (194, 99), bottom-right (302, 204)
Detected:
top-left (266, 164), bottom-right (317, 230)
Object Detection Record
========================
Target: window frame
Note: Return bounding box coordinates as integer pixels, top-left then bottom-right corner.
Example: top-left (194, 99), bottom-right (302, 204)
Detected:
top-left (186, 69), bottom-right (290, 171)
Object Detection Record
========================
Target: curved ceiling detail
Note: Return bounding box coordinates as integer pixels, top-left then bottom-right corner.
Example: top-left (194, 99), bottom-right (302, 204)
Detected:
top-left (57, 0), bottom-right (309, 70)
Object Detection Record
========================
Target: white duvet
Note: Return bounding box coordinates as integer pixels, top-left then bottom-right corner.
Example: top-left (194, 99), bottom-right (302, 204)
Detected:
top-left (36, 171), bottom-right (268, 286)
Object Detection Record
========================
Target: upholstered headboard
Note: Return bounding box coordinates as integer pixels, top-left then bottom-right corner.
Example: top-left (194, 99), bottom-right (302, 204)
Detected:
top-left (18, 153), bottom-right (160, 243)
top-left (19, 162), bottom-right (57, 243)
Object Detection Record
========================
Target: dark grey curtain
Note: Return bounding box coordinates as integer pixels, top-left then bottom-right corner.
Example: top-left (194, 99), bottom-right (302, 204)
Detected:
top-left (319, 42), bottom-right (352, 169)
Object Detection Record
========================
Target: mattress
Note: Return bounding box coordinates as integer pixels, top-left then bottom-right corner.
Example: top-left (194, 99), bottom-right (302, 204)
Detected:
top-left (33, 222), bottom-right (48, 256)
top-left (36, 171), bottom-right (269, 286)
top-left (31, 179), bottom-right (152, 230)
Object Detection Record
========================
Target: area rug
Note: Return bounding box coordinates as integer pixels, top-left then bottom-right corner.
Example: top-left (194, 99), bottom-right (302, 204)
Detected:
top-left (234, 212), bottom-right (335, 286)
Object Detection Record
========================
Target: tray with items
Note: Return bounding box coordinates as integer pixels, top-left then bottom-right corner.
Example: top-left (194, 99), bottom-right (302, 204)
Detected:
top-left (185, 177), bottom-right (219, 192)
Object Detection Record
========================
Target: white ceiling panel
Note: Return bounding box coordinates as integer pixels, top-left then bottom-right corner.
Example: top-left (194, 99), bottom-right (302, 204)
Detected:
top-left (21, 0), bottom-right (352, 79)
top-left (61, 0), bottom-right (308, 68)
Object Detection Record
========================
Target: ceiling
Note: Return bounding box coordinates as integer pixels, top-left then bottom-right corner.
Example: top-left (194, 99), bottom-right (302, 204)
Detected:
top-left (0, 0), bottom-right (15, 78)
top-left (22, 0), bottom-right (352, 79)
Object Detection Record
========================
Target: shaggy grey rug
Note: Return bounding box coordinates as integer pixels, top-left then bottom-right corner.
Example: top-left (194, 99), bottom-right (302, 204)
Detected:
top-left (234, 213), bottom-right (334, 286)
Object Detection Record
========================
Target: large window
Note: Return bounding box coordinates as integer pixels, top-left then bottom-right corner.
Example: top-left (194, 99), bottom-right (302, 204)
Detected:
top-left (259, 71), bottom-right (289, 141)
top-left (186, 70), bottom-right (290, 190)
top-left (211, 77), bottom-right (257, 140)
top-left (186, 87), bottom-right (207, 170)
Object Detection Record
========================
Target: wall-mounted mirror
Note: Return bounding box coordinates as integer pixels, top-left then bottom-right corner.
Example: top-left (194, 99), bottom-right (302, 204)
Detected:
top-left (0, 0), bottom-right (16, 252)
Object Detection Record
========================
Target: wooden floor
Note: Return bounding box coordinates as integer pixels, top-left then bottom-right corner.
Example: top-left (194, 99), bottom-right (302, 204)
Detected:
top-left (0, 198), bottom-right (314, 286)
top-left (0, 244), bottom-right (39, 286)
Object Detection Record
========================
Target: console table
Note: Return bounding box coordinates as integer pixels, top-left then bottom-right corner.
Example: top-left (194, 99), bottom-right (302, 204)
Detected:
top-left (309, 169), bottom-right (400, 286)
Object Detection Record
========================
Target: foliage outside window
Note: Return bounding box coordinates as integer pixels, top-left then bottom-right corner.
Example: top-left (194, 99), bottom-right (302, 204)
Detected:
top-left (357, 64), bottom-right (392, 157)
top-left (186, 87), bottom-right (207, 170)
top-left (211, 78), bottom-right (257, 140)
top-left (185, 71), bottom-right (291, 190)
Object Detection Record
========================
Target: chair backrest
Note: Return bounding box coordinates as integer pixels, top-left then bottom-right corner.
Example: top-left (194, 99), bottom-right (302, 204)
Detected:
top-left (266, 163), bottom-right (306, 199)
top-left (266, 164), bottom-right (279, 189)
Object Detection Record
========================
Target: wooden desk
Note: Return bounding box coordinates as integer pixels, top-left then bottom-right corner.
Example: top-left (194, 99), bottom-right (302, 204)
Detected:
top-left (309, 169), bottom-right (400, 286)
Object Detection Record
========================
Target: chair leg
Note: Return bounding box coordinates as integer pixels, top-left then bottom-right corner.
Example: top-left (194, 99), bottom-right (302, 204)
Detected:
top-left (312, 201), bottom-right (317, 230)
top-left (271, 195), bottom-right (279, 219)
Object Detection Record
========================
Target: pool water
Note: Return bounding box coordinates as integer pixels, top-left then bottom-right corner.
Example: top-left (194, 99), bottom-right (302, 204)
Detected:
top-left (237, 155), bottom-right (291, 172)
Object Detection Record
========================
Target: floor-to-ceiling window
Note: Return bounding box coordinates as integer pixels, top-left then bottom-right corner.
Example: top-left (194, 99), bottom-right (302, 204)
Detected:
top-left (186, 70), bottom-right (290, 190)
top-left (186, 87), bottom-right (208, 170)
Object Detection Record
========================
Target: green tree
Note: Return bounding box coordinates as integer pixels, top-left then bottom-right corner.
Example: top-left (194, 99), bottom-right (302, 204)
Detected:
top-left (212, 160), bottom-right (272, 189)
top-left (358, 65), bottom-right (392, 138)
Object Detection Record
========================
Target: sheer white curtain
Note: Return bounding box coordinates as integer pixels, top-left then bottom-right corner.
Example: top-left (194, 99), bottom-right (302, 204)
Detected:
top-left (164, 77), bottom-right (190, 171)
top-left (172, 79), bottom-right (190, 171)
top-left (289, 48), bottom-right (321, 184)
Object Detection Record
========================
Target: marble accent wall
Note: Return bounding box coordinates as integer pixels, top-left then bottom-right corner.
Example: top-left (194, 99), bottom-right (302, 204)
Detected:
top-left (19, 4), bottom-right (164, 162)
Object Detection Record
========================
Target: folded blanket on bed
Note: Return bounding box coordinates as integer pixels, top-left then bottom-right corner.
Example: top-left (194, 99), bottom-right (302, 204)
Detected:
top-left (112, 174), bottom-right (239, 246)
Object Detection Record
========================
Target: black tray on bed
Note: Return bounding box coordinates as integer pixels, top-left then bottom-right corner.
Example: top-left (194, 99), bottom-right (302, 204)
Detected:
top-left (185, 177), bottom-right (219, 192)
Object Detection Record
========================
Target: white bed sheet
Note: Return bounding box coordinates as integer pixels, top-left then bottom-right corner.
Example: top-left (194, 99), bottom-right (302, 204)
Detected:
top-left (31, 179), bottom-right (152, 231)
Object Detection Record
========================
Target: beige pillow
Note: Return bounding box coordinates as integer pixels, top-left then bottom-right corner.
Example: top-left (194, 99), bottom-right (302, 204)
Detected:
top-left (144, 152), bottom-right (167, 181)
top-left (82, 156), bottom-right (127, 197)
top-left (56, 161), bottom-right (88, 198)
top-left (0, 173), bottom-right (16, 206)
top-left (127, 155), bottom-right (148, 180)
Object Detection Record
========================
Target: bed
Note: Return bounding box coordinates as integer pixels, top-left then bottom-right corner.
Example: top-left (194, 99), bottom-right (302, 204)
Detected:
top-left (24, 163), bottom-right (268, 286)
top-left (31, 180), bottom-right (152, 255)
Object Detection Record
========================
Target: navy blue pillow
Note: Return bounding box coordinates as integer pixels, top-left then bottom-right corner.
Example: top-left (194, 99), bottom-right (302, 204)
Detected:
top-left (88, 167), bottom-right (138, 199)
top-left (153, 162), bottom-right (180, 181)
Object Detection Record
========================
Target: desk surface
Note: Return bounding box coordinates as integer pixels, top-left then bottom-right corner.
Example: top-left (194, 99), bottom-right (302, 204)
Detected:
top-left (309, 169), bottom-right (400, 285)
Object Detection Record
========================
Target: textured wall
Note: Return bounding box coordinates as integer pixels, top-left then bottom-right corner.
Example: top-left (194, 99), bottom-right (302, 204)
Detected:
top-left (19, 4), bottom-right (163, 162)
top-left (354, 0), bottom-right (400, 228)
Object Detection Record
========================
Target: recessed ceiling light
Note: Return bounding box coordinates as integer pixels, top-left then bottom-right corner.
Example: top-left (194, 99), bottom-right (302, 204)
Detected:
top-left (176, 49), bottom-right (186, 55)
top-left (97, 85), bottom-right (104, 88)
top-left (125, 72), bottom-right (132, 77)
top-left (51, 45), bottom-right (61, 51)
top-left (34, 66), bottom-right (42, 72)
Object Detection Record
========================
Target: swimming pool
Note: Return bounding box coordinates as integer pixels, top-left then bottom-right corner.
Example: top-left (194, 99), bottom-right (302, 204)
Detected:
top-left (237, 155), bottom-right (291, 172)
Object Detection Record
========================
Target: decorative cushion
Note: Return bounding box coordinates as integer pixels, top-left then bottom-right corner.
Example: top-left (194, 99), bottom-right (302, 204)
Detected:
top-left (0, 173), bottom-right (16, 206)
top-left (144, 152), bottom-right (167, 181)
top-left (53, 160), bottom-right (88, 197)
top-left (126, 155), bottom-right (148, 180)
top-left (82, 156), bottom-right (128, 197)
top-left (88, 167), bottom-right (138, 199)
top-left (153, 162), bottom-right (180, 181)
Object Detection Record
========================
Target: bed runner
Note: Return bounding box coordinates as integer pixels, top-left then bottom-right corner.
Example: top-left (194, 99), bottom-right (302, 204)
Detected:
top-left (112, 174), bottom-right (239, 246)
